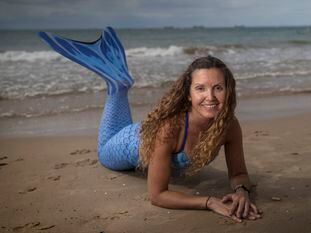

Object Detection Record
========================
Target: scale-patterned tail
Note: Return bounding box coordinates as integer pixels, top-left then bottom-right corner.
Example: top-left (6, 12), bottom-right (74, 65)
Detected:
top-left (38, 27), bottom-right (140, 170)
top-left (38, 27), bottom-right (133, 94)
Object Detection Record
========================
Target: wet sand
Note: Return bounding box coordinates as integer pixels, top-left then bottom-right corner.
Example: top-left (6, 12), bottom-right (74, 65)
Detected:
top-left (1, 92), bottom-right (311, 138)
top-left (1, 99), bottom-right (311, 232)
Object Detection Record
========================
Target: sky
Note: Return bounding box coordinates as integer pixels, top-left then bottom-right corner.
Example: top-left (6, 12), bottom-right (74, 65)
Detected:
top-left (0, 0), bottom-right (311, 29)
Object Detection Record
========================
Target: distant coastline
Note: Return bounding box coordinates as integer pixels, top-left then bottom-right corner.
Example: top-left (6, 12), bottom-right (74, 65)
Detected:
top-left (1, 25), bottom-right (311, 31)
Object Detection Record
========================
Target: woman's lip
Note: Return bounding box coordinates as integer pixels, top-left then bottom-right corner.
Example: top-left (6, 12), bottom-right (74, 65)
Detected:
top-left (202, 105), bottom-right (218, 109)
top-left (201, 103), bottom-right (219, 106)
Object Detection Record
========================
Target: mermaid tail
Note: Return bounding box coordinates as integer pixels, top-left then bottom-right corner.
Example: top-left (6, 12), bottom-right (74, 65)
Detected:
top-left (37, 27), bottom-right (133, 94)
top-left (38, 27), bottom-right (140, 170)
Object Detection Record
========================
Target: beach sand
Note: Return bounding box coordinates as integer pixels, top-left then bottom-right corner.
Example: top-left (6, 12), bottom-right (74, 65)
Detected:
top-left (1, 98), bottom-right (311, 233)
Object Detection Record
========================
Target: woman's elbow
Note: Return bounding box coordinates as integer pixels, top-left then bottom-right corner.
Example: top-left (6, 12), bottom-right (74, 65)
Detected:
top-left (149, 194), bottom-right (160, 206)
top-left (149, 192), bottom-right (165, 207)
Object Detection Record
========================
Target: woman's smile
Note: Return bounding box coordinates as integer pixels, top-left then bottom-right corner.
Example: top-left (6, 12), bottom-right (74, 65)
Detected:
top-left (189, 68), bottom-right (226, 120)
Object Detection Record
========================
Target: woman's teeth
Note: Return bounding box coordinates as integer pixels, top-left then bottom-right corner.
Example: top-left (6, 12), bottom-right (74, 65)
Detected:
top-left (202, 103), bottom-right (218, 108)
top-left (206, 105), bottom-right (216, 108)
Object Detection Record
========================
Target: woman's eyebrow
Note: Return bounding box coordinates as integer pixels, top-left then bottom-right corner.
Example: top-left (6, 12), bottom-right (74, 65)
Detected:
top-left (193, 82), bottom-right (225, 86)
top-left (213, 82), bottom-right (225, 86)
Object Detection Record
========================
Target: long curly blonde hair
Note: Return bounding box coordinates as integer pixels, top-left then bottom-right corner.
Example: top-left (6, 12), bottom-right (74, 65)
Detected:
top-left (139, 56), bottom-right (236, 175)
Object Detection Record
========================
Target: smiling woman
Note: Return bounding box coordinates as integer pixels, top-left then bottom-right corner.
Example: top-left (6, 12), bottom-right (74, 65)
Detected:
top-left (189, 68), bottom-right (226, 122)
top-left (38, 26), bottom-right (261, 223)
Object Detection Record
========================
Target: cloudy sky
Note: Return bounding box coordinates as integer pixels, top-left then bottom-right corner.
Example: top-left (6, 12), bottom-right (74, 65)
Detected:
top-left (0, 0), bottom-right (310, 29)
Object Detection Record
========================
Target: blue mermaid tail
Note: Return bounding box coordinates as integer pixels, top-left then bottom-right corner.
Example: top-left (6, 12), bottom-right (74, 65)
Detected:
top-left (38, 27), bottom-right (133, 94)
top-left (38, 27), bottom-right (189, 171)
top-left (38, 27), bottom-right (140, 170)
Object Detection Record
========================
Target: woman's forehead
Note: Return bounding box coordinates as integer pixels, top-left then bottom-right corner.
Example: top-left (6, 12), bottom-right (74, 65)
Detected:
top-left (191, 68), bottom-right (225, 84)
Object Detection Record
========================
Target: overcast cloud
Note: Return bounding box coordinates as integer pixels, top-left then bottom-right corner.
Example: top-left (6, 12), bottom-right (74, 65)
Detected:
top-left (0, 0), bottom-right (310, 29)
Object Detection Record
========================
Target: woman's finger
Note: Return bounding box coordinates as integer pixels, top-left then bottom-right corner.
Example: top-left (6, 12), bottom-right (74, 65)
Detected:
top-left (229, 200), bottom-right (238, 216)
top-left (248, 210), bottom-right (261, 219)
top-left (250, 203), bottom-right (259, 215)
top-left (247, 214), bottom-right (256, 220)
top-left (236, 199), bottom-right (245, 218)
top-left (231, 214), bottom-right (242, 223)
top-left (243, 202), bottom-right (250, 218)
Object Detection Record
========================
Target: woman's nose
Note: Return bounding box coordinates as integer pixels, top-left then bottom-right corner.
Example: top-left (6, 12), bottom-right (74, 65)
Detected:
top-left (205, 89), bottom-right (216, 100)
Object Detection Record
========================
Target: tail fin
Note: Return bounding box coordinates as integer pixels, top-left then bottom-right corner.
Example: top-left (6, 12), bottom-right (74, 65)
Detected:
top-left (38, 27), bottom-right (133, 94)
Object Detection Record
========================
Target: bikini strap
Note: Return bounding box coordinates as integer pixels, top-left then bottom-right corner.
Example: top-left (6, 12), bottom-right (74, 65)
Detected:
top-left (175, 112), bottom-right (189, 154)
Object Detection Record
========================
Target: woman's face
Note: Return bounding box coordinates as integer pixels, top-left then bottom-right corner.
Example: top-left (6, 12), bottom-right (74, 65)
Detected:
top-left (188, 68), bottom-right (226, 120)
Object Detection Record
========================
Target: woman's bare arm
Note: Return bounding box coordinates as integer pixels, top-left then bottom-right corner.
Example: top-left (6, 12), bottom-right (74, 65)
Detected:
top-left (147, 123), bottom-right (246, 222)
top-left (224, 117), bottom-right (251, 190)
top-left (147, 124), bottom-right (207, 209)
top-left (223, 117), bottom-right (261, 219)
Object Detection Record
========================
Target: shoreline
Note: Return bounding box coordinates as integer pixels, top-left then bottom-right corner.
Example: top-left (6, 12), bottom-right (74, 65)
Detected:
top-left (1, 92), bottom-right (311, 138)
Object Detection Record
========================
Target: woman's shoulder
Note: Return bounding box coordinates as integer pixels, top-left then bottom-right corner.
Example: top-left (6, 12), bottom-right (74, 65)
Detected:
top-left (156, 113), bottom-right (185, 148)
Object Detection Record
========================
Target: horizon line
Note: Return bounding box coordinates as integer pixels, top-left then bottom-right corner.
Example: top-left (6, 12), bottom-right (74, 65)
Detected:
top-left (1, 24), bottom-right (311, 30)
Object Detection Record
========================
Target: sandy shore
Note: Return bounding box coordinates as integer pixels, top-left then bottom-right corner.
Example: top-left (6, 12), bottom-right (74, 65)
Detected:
top-left (1, 92), bottom-right (311, 138)
top-left (1, 110), bottom-right (311, 232)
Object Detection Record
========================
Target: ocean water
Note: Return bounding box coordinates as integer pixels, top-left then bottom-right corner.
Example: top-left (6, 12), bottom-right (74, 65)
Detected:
top-left (1, 26), bottom-right (311, 119)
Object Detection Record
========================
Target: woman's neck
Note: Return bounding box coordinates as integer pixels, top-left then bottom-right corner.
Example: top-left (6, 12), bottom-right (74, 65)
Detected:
top-left (187, 110), bottom-right (214, 133)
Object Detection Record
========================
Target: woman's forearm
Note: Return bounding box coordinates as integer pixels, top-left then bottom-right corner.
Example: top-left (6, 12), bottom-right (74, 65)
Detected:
top-left (150, 190), bottom-right (209, 210)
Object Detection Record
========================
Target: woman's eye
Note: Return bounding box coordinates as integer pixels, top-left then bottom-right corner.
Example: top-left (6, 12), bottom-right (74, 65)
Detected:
top-left (195, 86), bottom-right (205, 91)
top-left (215, 85), bottom-right (223, 91)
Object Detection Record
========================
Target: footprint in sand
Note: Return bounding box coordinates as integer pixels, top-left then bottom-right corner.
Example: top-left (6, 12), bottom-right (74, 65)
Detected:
top-left (12, 222), bottom-right (40, 231)
top-left (74, 158), bottom-right (98, 167)
top-left (106, 210), bottom-right (130, 221)
top-left (12, 222), bottom-right (55, 231)
top-left (254, 130), bottom-right (270, 136)
top-left (0, 162), bottom-right (8, 167)
top-left (54, 163), bottom-right (69, 169)
top-left (15, 157), bottom-right (24, 162)
top-left (18, 187), bottom-right (37, 194)
top-left (53, 159), bottom-right (97, 170)
top-left (79, 215), bottom-right (102, 225)
top-left (0, 156), bottom-right (8, 169)
top-left (290, 152), bottom-right (300, 155)
top-left (70, 149), bottom-right (92, 155)
top-left (107, 173), bottom-right (122, 180)
top-left (47, 175), bottom-right (61, 181)
top-left (38, 225), bottom-right (56, 230)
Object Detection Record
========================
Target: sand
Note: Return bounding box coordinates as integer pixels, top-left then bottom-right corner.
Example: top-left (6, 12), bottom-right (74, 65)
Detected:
top-left (1, 110), bottom-right (311, 232)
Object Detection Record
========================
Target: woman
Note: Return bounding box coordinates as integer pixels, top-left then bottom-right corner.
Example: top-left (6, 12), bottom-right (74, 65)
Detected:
top-left (38, 27), bottom-right (261, 222)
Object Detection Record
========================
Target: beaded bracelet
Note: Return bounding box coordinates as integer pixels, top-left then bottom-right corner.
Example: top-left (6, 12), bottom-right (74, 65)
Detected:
top-left (234, 184), bottom-right (250, 194)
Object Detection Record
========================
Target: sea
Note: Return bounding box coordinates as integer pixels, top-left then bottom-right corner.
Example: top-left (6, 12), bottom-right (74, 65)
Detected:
top-left (1, 26), bottom-right (311, 136)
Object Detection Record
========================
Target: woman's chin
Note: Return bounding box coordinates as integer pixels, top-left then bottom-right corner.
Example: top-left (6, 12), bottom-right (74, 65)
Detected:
top-left (200, 111), bottom-right (220, 120)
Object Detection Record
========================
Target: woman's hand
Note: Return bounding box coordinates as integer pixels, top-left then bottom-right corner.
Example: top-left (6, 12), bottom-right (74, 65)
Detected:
top-left (207, 196), bottom-right (244, 222)
top-left (221, 190), bottom-right (261, 220)
top-left (208, 195), bottom-right (261, 222)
